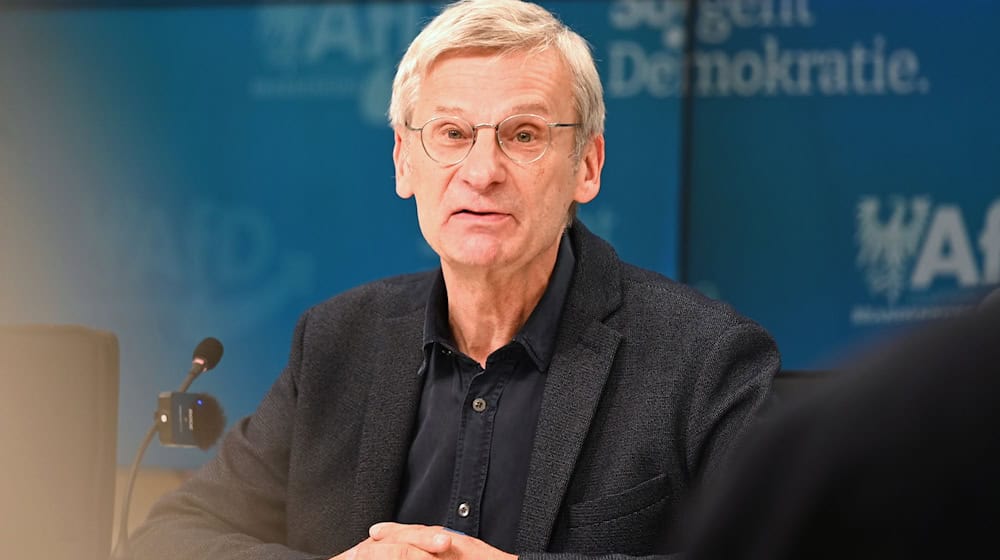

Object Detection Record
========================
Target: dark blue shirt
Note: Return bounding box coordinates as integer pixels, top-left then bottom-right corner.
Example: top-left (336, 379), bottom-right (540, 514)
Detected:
top-left (395, 233), bottom-right (576, 552)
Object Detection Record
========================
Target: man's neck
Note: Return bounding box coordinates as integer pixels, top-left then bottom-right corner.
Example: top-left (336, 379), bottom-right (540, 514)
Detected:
top-left (441, 250), bottom-right (558, 367)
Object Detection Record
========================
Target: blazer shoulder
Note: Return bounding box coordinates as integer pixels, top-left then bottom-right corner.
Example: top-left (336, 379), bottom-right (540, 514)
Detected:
top-left (305, 270), bottom-right (436, 326)
top-left (618, 263), bottom-right (755, 332)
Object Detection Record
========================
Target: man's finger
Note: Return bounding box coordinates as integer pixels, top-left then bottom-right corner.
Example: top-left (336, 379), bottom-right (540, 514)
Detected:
top-left (368, 522), bottom-right (452, 552)
top-left (351, 541), bottom-right (442, 560)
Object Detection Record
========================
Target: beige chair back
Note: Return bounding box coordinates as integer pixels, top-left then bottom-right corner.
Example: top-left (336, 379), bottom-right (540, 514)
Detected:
top-left (0, 324), bottom-right (119, 559)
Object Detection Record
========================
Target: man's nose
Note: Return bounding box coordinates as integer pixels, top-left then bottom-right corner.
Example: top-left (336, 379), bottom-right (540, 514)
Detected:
top-left (457, 126), bottom-right (506, 187)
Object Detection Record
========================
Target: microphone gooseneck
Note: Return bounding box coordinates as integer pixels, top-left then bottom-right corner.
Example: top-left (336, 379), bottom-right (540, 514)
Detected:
top-left (111, 337), bottom-right (225, 560)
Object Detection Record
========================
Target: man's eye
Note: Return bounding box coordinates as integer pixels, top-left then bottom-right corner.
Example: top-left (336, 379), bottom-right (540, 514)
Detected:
top-left (514, 130), bottom-right (535, 143)
top-left (444, 128), bottom-right (466, 140)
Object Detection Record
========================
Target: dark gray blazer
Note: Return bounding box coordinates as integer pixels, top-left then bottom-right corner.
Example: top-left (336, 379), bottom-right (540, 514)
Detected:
top-left (129, 222), bottom-right (780, 560)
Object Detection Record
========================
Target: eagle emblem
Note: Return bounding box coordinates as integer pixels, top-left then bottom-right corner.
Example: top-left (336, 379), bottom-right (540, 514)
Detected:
top-left (855, 196), bottom-right (931, 305)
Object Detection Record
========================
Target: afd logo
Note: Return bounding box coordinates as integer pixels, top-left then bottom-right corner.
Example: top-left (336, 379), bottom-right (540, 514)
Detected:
top-left (71, 197), bottom-right (316, 343)
top-left (251, 5), bottom-right (428, 124)
top-left (854, 196), bottom-right (1000, 318)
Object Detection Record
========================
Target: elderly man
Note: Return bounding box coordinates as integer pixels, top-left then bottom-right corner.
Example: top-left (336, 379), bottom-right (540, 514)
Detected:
top-left (128, 1), bottom-right (779, 559)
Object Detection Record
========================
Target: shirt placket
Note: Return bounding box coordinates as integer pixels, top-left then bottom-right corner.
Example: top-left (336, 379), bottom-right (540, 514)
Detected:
top-left (446, 355), bottom-right (513, 536)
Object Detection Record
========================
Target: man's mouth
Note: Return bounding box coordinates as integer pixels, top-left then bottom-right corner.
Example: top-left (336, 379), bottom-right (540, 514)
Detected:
top-left (453, 209), bottom-right (509, 222)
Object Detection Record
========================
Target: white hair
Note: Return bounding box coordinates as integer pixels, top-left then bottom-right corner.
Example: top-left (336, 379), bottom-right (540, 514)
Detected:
top-left (388, 0), bottom-right (605, 161)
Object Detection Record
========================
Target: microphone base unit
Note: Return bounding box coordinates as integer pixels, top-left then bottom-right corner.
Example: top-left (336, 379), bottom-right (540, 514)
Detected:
top-left (156, 391), bottom-right (226, 449)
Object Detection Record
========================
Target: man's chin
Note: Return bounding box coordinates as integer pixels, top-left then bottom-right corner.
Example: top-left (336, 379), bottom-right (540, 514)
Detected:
top-left (438, 237), bottom-right (509, 271)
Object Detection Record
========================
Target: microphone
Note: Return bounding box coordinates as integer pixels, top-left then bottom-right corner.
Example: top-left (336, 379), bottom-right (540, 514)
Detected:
top-left (177, 336), bottom-right (224, 393)
top-left (111, 337), bottom-right (225, 560)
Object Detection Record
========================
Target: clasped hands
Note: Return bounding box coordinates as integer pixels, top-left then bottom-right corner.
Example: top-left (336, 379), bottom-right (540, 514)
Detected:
top-left (330, 522), bottom-right (517, 560)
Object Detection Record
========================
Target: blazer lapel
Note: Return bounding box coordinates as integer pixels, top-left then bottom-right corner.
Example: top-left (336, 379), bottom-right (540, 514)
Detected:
top-left (349, 309), bottom-right (425, 536)
top-left (516, 220), bottom-right (625, 550)
top-left (516, 321), bottom-right (621, 550)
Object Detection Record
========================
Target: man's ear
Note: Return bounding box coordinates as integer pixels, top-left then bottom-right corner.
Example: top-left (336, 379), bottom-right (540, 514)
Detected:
top-left (393, 129), bottom-right (414, 199)
top-left (574, 134), bottom-right (605, 204)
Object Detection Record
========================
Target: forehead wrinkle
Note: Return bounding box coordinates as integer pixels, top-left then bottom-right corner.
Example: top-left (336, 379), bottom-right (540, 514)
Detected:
top-left (507, 102), bottom-right (553, 117)
top-left (426, 102), bottom-right (556, 122)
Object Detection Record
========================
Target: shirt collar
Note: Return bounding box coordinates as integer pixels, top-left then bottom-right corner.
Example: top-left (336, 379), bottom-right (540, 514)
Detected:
top-left (420, 230), bottom-right (576, 373)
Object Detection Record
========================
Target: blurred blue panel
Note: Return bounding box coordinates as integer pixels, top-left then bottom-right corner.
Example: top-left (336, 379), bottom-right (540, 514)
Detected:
top-left (685, 0), bottom-right (1000, 368)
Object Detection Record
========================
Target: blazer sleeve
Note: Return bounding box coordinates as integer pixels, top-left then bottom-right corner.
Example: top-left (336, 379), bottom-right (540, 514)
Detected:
top-left (683, 318), bottom-right (781, 490)
top-left (126, 309), bottom-right (328, 560)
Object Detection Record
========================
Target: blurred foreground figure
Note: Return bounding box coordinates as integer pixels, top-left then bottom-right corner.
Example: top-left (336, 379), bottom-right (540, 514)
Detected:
top-left (683, 291), bottom-right (1000, 559)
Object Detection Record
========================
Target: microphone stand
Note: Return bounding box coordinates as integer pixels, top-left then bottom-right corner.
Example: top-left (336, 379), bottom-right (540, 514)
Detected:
top-left (110, 359), bottom-right (209, 560)
top-left (110, 423), bottom-right (157, 559)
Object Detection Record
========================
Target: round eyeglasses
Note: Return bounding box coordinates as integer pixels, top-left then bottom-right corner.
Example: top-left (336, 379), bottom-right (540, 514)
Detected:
top-left (405, 113), bottom-right (580, 165)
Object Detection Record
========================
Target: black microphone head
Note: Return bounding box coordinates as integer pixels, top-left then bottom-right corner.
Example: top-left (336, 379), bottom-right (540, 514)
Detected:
top-left (191, 393), bottom-right (227, 451)
top-left (192, 337), bottom-right (224, 371)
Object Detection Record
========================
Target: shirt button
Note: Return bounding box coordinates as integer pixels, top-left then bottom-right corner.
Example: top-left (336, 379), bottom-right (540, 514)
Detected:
top-left (471, 397), bottom-right (487, 412)
top-left (457, 502), bottom-right (471, 518)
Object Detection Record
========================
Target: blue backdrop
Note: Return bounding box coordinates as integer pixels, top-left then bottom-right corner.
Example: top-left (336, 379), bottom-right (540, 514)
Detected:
top-left (684, 0), bottom-right (1000, 368)
top-left (2, 1), bottom-right (996, 469)
top-left (0, 1), bottom-right (682, 468)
